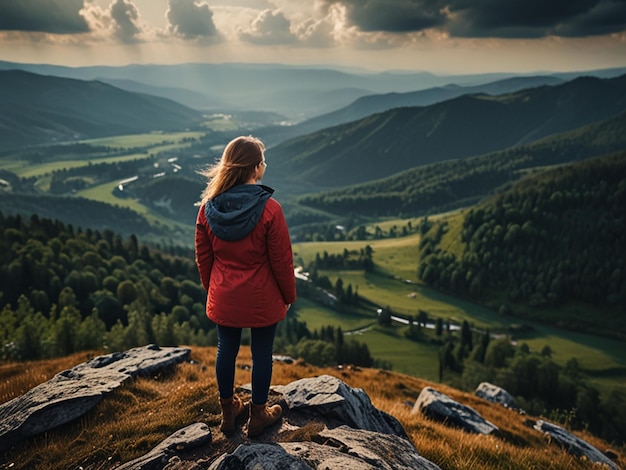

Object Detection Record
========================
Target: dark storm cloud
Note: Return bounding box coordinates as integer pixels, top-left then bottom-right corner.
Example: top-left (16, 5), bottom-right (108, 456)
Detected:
top-left (446, 0), bottom-right (626, 38)
top-left (323, 0), bottom-right (447, 32)
top-left (551, 0), bottom-right (626, 37)
top-left (323, 0), bottom-right (626, 37)
top-left (0, 0), bottom-right (89, 34)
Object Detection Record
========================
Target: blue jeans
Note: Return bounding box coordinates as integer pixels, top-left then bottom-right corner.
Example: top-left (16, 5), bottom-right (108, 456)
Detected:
top-left (216, 323), bottom-right (278, 405)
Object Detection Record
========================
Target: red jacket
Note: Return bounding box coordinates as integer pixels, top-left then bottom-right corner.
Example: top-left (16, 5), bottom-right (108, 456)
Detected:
top-left (195, 185), bottom-right (296, 328)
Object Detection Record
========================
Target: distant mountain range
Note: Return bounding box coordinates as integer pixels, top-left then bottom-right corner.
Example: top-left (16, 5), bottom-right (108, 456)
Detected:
top-left (2, 60), bottom-right (625, 121)
top-left (0, 70), bottom-right (203, 150)
top-left (263, 74), bottom-right (626, 193)
top-left (3, 62), bottom-right (626, 237)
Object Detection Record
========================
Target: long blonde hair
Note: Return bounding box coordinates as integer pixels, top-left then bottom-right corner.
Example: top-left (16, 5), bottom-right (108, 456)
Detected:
top-left (199, 135), bottom-right (265, 204)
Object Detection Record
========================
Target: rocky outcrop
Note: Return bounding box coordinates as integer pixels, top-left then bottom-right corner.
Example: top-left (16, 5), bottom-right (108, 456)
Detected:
top-left (4, 347), bottom-right (619, 470)
top-left (475, 382), bottom-right (517, 409)
top-left (534, 420), bottom-right (619, 470)
top-left (412, 386), bottom-right (499, 435)
top-left (124, 375), bottom-right (441, 470)
top-left (0, 344), bottom-right (190, 452)
top-left (209, 425), bottom-right (441, 470)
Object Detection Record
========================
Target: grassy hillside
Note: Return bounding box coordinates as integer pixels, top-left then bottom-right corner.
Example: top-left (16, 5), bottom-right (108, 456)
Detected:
top-left (0, 348), bottom-right (622, 470)
top-left (264, 74), bottom-right (626, 192)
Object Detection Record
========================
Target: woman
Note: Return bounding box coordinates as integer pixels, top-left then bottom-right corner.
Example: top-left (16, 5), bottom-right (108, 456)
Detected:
top-left (195, 135), bottom-right (296, 437)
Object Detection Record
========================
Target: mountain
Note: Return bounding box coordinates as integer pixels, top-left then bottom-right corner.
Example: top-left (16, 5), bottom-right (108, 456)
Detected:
top-left (0, 70), bottom-right (204, 151)
top-left (258, 75), bottom-right (567, 144)
top-left (263, 74), bottom-right (626, 193)
top-left (2, 61), bottom-right (626, 123)
top-left (0, 61), bottom-right (527, 120)
top-left (293, 109), bottom-right (626, 218)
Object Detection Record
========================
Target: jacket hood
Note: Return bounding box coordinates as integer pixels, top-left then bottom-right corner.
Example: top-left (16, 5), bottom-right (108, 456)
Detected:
top-left (205, 184), bottom-right (274, 241)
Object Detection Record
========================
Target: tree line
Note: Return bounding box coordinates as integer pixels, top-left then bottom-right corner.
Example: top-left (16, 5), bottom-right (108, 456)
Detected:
top-left (0, 211), bottom-right (375, 369)
top-left (436, 321), bottom-right (626, 446)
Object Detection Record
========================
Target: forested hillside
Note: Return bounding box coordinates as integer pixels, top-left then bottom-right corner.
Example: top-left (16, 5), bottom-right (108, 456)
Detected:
top-left (295, 109), bottom-right (626, 218)
top-left (417, 152), bottom-right (626, 338)
top-left (0, 212), bottom-right (375, 367)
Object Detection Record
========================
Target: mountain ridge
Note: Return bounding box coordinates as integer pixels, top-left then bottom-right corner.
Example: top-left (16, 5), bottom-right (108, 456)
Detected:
top-left (293, 109), bottom-right (626, 219)
top-left (264, 73), bottom-right (626, 193)
top-left (257, 74), bottom-right (567, 145)
top-left (0, 70), bottom-right (203, 151)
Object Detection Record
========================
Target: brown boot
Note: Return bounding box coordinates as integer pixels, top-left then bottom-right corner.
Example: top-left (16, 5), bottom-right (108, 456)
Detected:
top-left (219, 395), bottom-right (248, 435)
top-left (247, 402), bottom-right (282, 437)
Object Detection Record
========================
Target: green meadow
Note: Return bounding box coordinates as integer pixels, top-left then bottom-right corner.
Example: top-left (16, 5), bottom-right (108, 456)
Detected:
top-left (76, 181), bottom-right (152, 217)
top-left (78, 131), bottom-right (205, 148)
top-left (292, 218), bottom-right (626, 394)
top-left (1, 131), bottom-right (204, 178)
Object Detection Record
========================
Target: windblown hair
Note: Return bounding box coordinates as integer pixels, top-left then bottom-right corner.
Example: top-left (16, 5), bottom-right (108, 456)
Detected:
top-left (199, 135), bottom-right (265, 204)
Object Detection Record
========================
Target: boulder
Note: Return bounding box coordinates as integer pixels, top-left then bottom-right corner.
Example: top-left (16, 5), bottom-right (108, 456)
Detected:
top-left (534, 420), bottom-right (619, 470)
top-left (272, 374), bottom-right (407, 438)
top-left (412, 386), bottom-right (498, 435)
top-left (475, 382), bottom-right (517, 408)
top-left (117, 422), bottom-right (211, 470)
top-left (0, 344), bottom-right (190, 452)
top-left (208, 443), bottom-right (311, 470)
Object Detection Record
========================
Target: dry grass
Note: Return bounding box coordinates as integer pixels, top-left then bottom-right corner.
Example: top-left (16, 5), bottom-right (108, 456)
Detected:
top-left (0, 347), bottom-right (623, 470)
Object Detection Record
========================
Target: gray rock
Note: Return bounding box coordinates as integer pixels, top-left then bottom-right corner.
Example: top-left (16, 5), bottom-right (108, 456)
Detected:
top-left (281, 425), bottom-right (441, 470)
top-left (208, 443), bottom-right (312, 470)
top-left (207, 425), bottom-right (441, 470)
top-left (273, 374), bottom-right (407, 438)
top-left (534, 420), bottom-right (619, 470)
top-left (126, 376), bottom-right (441, 469)
top-left (475, 382), bottom-right (517, 408)
top-left (0, 344), bottom-right (190, 452)
top-left (116, 422), bottom-right (211, 470)
top-left (412, 386), bottom-right (498, 435)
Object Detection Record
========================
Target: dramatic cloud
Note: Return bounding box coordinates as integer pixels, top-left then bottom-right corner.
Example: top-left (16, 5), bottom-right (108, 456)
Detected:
top-left (110, 0), bottom-right (143, 43)
top-left (211, 0), bottom-right (273, 7)
top-left (446, 0), bottom-right (626, 38)
top-left (320, 0), bottom-right (446, 33)
top-left (0, 0), bottom-right (90, 34)
top-left (166, 0), bottom-right (219, 39)
top-left (238, 9), bottom-right (296, 45)
top-left (549, 0), bottom-right (626, 37)
top-left (320, 0), bottom-right (626, 38)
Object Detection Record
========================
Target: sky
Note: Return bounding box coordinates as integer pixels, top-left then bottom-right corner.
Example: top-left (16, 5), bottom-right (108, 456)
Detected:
top-left (0, 0), bottom-right (625, 74)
